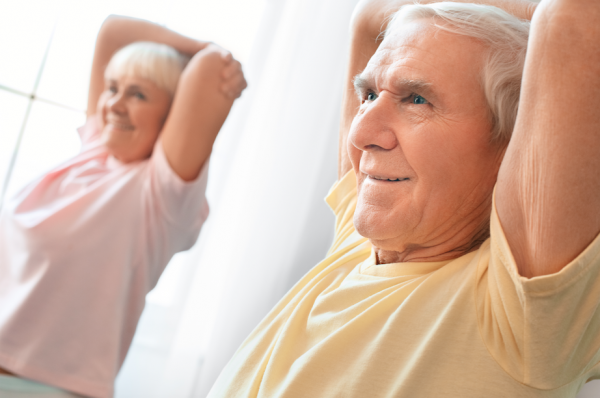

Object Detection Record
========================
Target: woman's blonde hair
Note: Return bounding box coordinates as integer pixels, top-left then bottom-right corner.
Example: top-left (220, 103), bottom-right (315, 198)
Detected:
top-left (386, 2), bottom-right (530, 143)
top-left (104, 41), bottom-right (190, 96)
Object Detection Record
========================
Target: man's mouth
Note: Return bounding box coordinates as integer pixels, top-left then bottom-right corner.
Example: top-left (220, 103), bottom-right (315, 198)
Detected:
top-left (369, 175), bottom-right (410, 182)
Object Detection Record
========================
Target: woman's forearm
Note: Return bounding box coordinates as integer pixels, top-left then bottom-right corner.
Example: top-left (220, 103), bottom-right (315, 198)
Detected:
top-left (96, 16), bottom-right (207, 57)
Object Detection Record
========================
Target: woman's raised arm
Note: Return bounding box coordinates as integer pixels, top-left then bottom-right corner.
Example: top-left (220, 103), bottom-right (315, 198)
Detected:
top-left (89, 15), bottom-right (246, 181)
top-left (87, 15), bottom-right (208, 117)
top-left (160, 44), bottom-right (246, 181)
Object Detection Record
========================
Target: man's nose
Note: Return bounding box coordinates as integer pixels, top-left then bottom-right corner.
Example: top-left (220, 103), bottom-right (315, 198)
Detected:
top-left (349, 93), bottom-right (398, 153)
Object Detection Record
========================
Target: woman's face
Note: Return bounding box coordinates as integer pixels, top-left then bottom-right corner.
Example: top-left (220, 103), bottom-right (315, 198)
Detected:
top-left (97, 73), bottom-right (172, 163)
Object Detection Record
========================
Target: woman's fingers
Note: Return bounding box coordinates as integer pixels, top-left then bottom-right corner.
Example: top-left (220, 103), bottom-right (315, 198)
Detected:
top-left (221, 71), bottom-right (247, 99)
top-left (221, 51), bottom-right (233, 63)
top-left (200, 43), bottom-right (245, 99)
top-left (202, 43), bottom-right (232, 63)
top-left (219, 58), bottom-right (246, 99)
top-left (221, 59), bottom-right (241, 80)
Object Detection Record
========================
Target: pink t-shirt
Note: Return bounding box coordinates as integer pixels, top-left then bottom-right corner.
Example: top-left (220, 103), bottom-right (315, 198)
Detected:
top-left (0, 117), bottom-right (209, 398)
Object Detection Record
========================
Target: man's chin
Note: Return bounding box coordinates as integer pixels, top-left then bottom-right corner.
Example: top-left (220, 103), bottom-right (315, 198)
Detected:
top-left (354, 214), bottom-right (408, 252)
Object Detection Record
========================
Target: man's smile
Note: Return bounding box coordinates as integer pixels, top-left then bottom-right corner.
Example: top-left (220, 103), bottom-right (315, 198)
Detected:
top-left (368, 175), bottom-right (410, 182)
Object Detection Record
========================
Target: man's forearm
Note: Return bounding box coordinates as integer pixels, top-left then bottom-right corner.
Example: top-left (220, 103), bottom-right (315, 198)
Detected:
top-left (356, 0), bottom-right (536, 39)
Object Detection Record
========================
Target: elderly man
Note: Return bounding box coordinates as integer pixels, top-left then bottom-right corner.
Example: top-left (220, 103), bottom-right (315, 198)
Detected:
top-left (208, 0), bottom-right (600, 396)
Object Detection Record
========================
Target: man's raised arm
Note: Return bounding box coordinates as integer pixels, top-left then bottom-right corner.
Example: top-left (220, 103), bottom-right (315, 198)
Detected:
top-left (338, 0), bottom-right (536, 179)
top-left (496, 0), bottom-right (600, 278)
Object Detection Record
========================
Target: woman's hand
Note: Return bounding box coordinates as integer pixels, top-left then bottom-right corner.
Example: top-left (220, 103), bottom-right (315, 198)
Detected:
top-left (220, 53), bottom-right (247, 100)
top-left (160, 43), bottom-right (246, 181)
top-left (190, 43), bottom-right (247, 100)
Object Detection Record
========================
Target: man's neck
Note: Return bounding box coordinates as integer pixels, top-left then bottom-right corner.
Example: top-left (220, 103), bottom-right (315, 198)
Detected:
top-left (374, 223), bottom-right (490, 264)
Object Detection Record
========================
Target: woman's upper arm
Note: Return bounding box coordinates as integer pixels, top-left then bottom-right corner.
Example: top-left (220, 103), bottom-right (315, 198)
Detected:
top-left (159, 46), bottom-right (237, 182)
top-left (87, 16), bottom-right (121, 117)
top-left (496, 0), bottom-right (600, 278)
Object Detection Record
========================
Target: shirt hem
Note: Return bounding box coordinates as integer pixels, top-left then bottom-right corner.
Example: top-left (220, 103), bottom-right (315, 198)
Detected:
top-left (0, 351), bottom-right (111, 398)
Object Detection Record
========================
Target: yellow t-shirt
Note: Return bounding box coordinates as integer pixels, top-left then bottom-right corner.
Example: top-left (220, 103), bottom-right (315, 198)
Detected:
top-left (208, 171), bottom-right (600, 397)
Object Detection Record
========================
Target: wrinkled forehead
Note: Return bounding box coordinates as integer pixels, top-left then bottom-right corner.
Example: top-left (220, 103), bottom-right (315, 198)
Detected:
top-left (362, 19), bottom-right (486, 89)
top-left (365, 19), bottom-right (437, 73)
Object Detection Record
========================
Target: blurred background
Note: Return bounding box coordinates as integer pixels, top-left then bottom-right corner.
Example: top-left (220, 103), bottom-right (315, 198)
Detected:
top-left (0, 0), bottom-right (598, 397)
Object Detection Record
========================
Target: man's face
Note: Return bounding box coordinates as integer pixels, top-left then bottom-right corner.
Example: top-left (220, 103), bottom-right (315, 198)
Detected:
top-left (349, 19), bottom-right (504, 261)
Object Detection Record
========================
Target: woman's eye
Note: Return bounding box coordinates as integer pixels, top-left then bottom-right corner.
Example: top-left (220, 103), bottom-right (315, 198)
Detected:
top-left (366, 92), bottom-right (378, 102)
top-left (412, 94), bottom-right (428, 105)
top-left (109, 86), bottom-right (117, 94)
top-left (134, 92), bottom-right (146, 100)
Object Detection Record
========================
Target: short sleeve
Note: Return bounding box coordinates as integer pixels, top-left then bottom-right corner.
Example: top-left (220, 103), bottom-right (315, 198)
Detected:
top-left (325, 170), bottom-right (359, 254)
top-left (145, 139), bottom-right (209, 231)
top-left (476, 196), bottom-right (600, 389)
top-left (76, 115), bottom-right (103, 150)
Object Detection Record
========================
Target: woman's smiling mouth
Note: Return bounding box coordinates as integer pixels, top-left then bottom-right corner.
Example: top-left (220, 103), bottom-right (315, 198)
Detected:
top-left (108, 121), bottom-right (135, 131)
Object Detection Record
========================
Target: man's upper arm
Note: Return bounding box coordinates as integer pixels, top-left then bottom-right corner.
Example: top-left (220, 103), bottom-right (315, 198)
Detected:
top-left (496, 0), bottom-right (600, 278)
top-left (338, 2), bottom-right (383, 180)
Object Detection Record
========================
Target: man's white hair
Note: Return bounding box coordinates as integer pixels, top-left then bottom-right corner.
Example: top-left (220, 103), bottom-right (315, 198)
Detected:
top-left (105, 42), bottom-right (190, 97)
top-left (386, 2), bottom-right (530, 143)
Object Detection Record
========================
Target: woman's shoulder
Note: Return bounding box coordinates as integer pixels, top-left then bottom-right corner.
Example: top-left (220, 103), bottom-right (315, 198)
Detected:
top-left (78, 114), bottom-right (103, 149)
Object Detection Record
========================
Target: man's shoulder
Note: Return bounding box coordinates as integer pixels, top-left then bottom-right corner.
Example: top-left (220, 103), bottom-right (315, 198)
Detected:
top-left (326, 170), bottom-right (360, 254)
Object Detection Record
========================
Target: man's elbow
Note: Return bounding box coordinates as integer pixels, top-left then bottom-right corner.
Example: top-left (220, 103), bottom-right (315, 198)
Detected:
top-left (533, 0), bottom-right (599, 38)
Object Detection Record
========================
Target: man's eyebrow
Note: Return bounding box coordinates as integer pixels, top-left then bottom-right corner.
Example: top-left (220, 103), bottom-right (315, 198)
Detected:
top-left (354, 75), bottom-right (437, 101)
top-left (353, 74), bottom-right (374, 97)
top-left (394, 78), bottom-right (432, 93)
top-left (393, 78), bottom-right (437, 101)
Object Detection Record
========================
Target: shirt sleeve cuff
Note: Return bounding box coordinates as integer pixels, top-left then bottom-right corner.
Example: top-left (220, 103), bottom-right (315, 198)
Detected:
top-left (490, 189), bottom-right (600, 296)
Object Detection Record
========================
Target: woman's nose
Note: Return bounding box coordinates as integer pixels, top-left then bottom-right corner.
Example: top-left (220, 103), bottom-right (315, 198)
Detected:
top-left (108, 93), bottom-right (127, 114)
top-left (349, 93), bottom-right (398, 153)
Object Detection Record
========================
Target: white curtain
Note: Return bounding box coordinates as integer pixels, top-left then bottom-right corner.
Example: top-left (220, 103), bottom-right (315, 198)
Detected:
top-left (115, 0), bottom-right (360, 396)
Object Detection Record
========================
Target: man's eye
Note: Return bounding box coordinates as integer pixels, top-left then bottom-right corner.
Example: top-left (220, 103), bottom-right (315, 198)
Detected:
top-left (366, 92), bottom-right (378, 101)
top-left (412, 94), bottom-right (428, 105)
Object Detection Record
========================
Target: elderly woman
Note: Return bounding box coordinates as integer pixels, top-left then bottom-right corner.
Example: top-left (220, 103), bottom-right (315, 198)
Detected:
top-left (0, 16), bottom-right (246, 398)
top-left (205, 0), bottom-right (600, 397)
